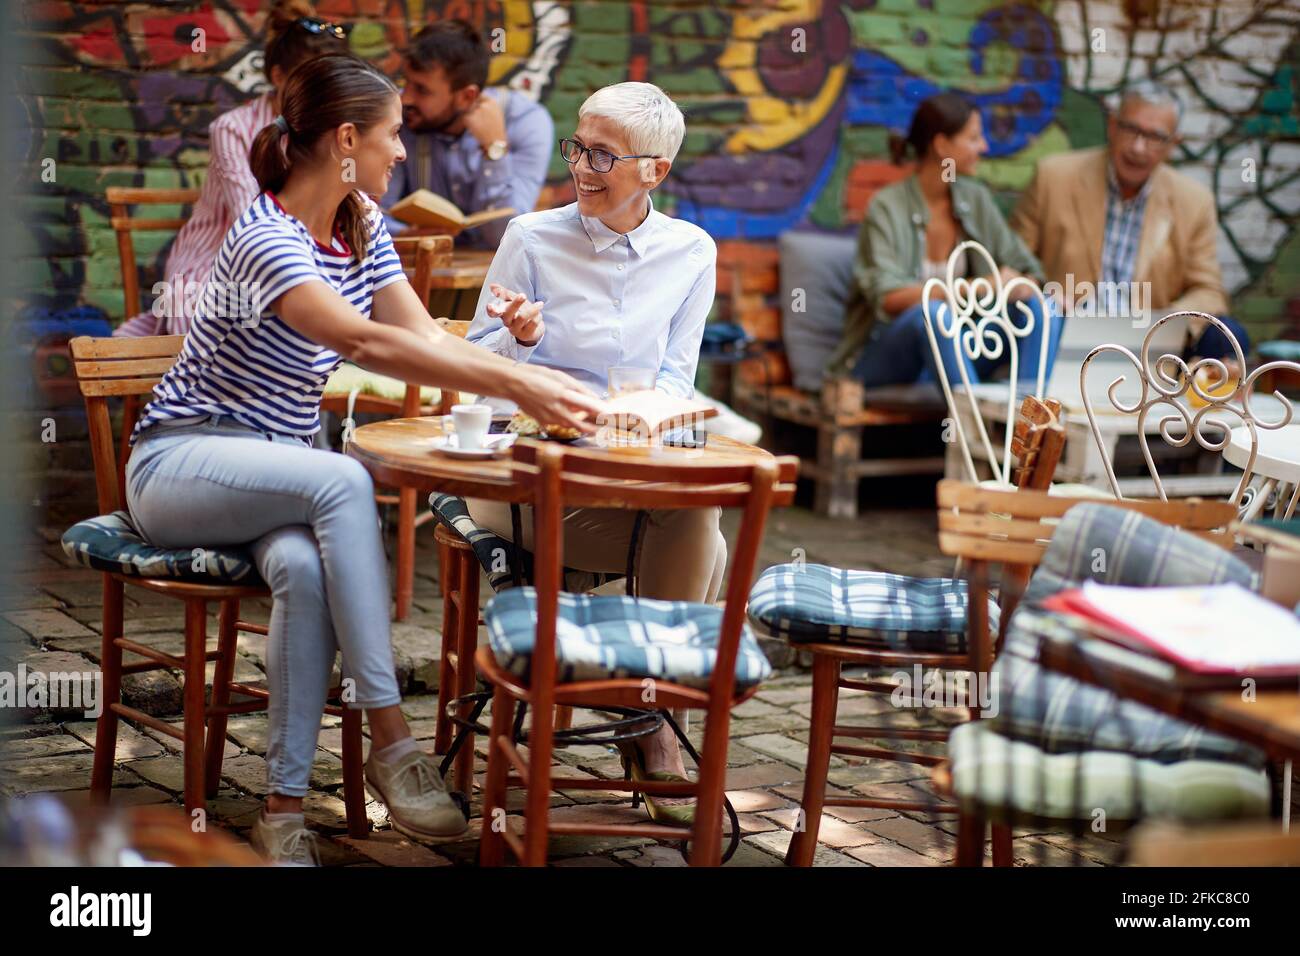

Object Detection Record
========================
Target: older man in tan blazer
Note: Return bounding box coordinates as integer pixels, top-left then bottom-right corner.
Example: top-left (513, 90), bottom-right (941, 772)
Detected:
top-left (1011, 80), bottom-right (1243, 359)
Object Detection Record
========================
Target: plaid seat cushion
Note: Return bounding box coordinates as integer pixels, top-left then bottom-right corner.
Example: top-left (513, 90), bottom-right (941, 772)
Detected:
top-left (484, 588), bottom-right (772, 691)
top-left (747, 564), bottom-right (998, 653)
top-left (976, 502), bottom-right (1266, 771)
top-left (1021, 502), bottom-right (1251, 606)
top-left (989, 609), bottom-right (1267, 767)
top-left (429, 493), bottom-right (620, 594)
top-left (948, 721), bottom-right (1270, 822)
top-left (61, 511), bottom-right (262, 586)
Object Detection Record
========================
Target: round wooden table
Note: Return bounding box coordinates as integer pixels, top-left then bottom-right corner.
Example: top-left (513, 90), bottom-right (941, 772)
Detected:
top-left (346, 414), bottom-right (776, 506)
top-left (346, 415), bottom-right (780, 798)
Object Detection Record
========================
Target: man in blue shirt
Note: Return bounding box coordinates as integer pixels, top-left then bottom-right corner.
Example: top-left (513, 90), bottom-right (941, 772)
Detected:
top-left (382, 20), bottom-right (554, 249)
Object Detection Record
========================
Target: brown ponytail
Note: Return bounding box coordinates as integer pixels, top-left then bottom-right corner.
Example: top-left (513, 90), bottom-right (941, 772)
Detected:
top-left (249, 54), bottom-right (399, 262)
top-left (893, 92), bottom-right (974, 165)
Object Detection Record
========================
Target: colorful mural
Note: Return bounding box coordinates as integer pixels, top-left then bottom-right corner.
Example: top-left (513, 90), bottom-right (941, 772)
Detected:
top-left (16, 0), bottom-right (1300, 332)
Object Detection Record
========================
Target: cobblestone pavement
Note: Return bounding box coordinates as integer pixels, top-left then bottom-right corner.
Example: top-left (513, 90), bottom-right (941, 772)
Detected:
top-left (1, 503), bottom-right (1128, 867)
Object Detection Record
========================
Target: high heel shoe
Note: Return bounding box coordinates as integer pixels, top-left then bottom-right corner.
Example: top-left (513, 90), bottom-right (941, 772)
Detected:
top-left (616, 739), bottom-right (695, 828)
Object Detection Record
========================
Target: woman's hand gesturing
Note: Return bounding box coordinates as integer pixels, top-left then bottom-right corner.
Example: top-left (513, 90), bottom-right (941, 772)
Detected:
top-left (487, 283), bottom-right (545, 346)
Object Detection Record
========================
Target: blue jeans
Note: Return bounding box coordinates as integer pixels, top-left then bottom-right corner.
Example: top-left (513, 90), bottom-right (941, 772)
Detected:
top-left (125, 415), bottom-right (400, 797)
top-left (853, 297), bottom-right (1064, 389)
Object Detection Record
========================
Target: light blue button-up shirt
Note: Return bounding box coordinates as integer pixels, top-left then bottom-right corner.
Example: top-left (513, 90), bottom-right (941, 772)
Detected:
top-left (466, 200), bottom-right (717, 401)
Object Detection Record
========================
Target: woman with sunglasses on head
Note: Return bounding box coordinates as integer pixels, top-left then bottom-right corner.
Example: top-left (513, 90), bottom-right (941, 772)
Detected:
top-left (124, 54), bottom-right (603, 864)
top-left (115, 0), bottom-right (352, 337)
top-left (465, 82), bottom-right (722, 828)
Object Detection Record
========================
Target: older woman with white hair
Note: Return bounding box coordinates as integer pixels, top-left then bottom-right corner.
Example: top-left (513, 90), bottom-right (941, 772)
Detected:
top-left (464, 81), bottom-right (719, 827)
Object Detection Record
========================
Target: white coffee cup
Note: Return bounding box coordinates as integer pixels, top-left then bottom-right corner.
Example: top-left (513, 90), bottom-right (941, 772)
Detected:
top-left (451, 403), bottom-right (492, 450)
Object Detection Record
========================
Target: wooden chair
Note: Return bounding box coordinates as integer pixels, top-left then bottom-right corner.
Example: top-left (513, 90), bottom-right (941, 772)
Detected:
top-left (477, 443), bottom-right (799, 866)
top-left (66, 335), bottom-right (369, 838)
top-left (774, 396), bottom-right (1066, 867)
top-left (1081, 310), bottom-right (1300, 516)
top-left (105, 187), bottom-right (202, 491)
top-left (932, 479), bottom-right (1239, 865)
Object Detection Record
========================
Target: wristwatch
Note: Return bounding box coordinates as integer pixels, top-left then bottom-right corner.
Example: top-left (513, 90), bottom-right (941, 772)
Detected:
top-left (484, 139), bottom-right (509, 161)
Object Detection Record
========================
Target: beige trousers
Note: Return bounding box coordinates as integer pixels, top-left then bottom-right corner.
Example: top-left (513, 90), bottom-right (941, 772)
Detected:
top-left (467, 500), bottom-right (728, 603)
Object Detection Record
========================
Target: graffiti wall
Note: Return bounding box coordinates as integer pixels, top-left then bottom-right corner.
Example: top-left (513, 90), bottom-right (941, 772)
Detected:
top-left (15, 0), bottom-right (1300, 336)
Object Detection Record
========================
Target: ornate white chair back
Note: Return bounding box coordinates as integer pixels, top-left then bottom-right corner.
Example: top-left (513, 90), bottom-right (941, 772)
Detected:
top-left (921, 239), bottom-right (1051, 486)
top-left (1080, 311), bottom-right (1300, 513)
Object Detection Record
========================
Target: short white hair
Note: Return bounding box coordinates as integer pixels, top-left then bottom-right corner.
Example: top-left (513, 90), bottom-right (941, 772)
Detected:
top-left (578, 82), bottom-right (686, 163)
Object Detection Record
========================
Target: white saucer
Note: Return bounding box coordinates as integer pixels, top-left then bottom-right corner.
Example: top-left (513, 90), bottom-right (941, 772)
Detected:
top-left (428, 432), bottom-right (516, 459)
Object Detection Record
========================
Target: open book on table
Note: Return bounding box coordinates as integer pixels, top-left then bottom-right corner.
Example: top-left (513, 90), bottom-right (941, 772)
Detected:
top-left (1041, 581), bottom-right (1300, 679)
top-left (389, 189), bottom-right (514, 235)
top-left (598, 390), bottom-right (717, 440)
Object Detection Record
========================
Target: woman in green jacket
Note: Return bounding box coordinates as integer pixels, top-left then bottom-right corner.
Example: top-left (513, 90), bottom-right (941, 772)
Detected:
top-left (828, 92), bottom-right (1062, 388)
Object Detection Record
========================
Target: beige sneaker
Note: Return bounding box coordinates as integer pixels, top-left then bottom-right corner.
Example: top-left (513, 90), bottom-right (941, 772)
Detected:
top-left (364, 749), bottom-right (468, 843)
top-left (249, 813), bottom-right (321, 866)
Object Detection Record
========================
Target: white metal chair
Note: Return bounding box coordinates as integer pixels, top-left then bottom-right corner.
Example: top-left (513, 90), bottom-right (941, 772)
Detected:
top-left (1082, 311), bottom-right (1300, 830)
top-left (1080, 311), bottom-right (1300, 518)
top-left (921, 239), bottom-right (1053, 487)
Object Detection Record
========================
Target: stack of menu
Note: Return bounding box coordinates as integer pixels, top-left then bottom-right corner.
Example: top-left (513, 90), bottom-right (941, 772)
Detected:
top-left (1043, 582), bottom-right (1300, 683)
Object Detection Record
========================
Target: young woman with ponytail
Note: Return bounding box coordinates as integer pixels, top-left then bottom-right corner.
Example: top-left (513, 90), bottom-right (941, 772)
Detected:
top-left (124, 54), bottom-right (603, 864)
top-left (115, 0), bottom-right (352, 337)
top-left (827, 92), bottom-right (1063, 388)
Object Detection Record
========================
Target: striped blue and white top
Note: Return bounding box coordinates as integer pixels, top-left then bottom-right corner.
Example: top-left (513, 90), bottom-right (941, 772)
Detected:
top-left (132, 191), bottom-right (406, 443)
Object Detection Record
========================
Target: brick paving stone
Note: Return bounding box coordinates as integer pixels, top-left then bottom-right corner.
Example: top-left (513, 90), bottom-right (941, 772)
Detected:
top-left (738, 733), bottom-right (844, 769)
top-left (721, 762), bottom-right (802, 790)
top-left (744, 829), bottom-right (866, 866)
top-left (759, 807), bottom-right (880, 848)
top-left (2, 751), bottom-right (136, 792)
top-left (846, 842), bottom-right (943, 867)
top-left (728, 711), bottom-right (811, 736)
top-left (770, 784), bottom-right (899, 824)
top-left (390, 619), bottom-right (441, 691)
top-left (223, 714), bottom-right (269, 754)
top-left (725, 788), bottom-right (789, 813)
top-left (65, 720), bottom-right (164, 761)
top-left (863, 815), bottom-right (955, 860)
top-left (729, 809), bottom-right (781, 838)
top-left (309, 750), bottom-right (346, 790)
top-left (218, 752), bottom-right (271, 796)
top-left (720, 841), bottom-right (789, 867)
top-left (139, 720), bottom-right (241, 760)
top-left (789, 693), bottom-right (911, 720)
top-left (60, 785), bottom-right (175, 808)
top-left (316, 726), bottom-right (373, 761)
top-left (731, 698), bottom-right (791, 718)
top-left (207, 791), bottom-right (264, 828)
top-left (337, 831), bottom-right (454, 867)
top-left (0, 731), bottom-right (91, 761)
top-left (614, 844), bottom-right (689, 867)
top-left (122, 754), bottom-right (187, 793)
top-left (4, 609), bottom-right (95, 638)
